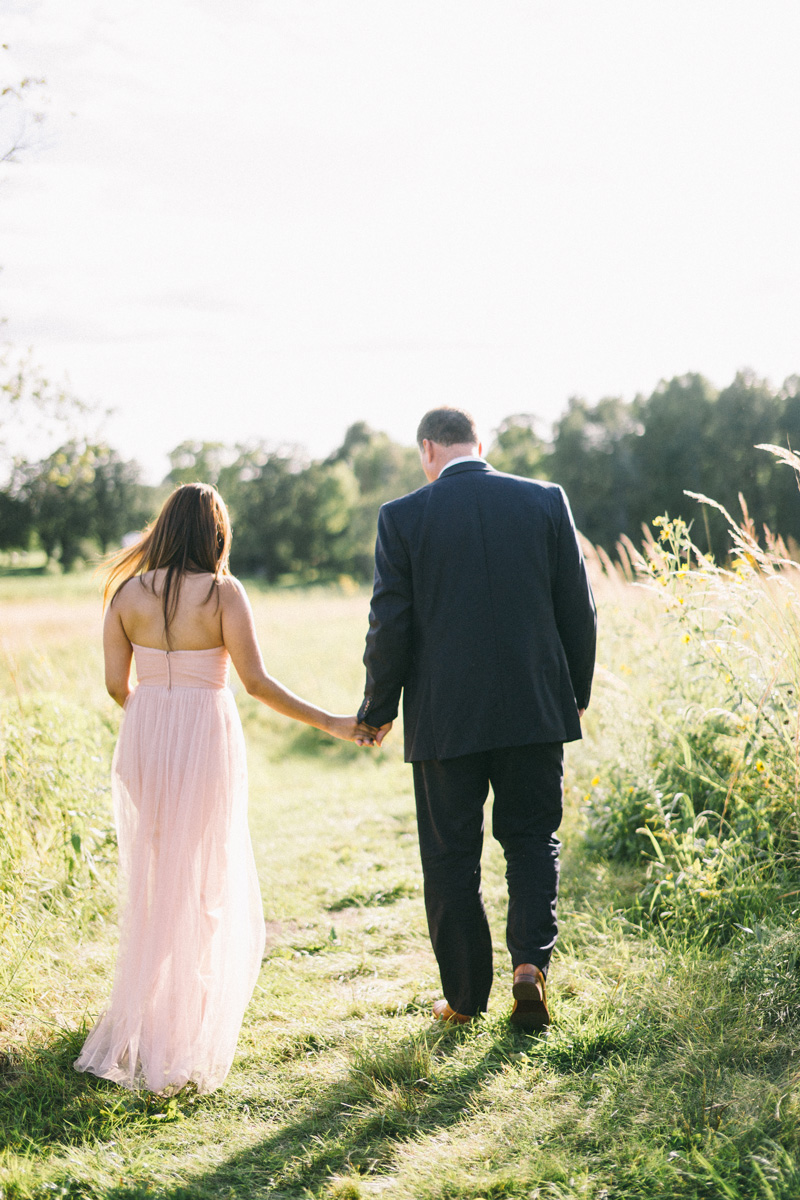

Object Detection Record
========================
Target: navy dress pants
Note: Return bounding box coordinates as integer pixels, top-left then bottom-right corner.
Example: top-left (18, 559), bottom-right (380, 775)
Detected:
top-left (412, 741), bottom-right (564, 1018)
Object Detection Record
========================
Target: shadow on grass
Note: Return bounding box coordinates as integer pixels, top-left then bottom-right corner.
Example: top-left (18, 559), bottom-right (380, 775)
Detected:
top-left (0, 565), bottom-right (50, 578)
top-left (114, 1018), bottom-right (644, 1200)
top-left (327, 880), bottom-right (419, 912)
top-left (4, 1008), bottom-right (643, 1197)
top-left (20, 1021), bottom-right (555, 1199)
top-left (128, 1026), bottom-right (525, 1198)
top-left (0, 1028), bottom-right (188, 1156)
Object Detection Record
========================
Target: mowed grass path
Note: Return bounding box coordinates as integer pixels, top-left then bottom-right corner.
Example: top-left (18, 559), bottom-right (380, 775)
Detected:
top-left (2, 575), bottom-right (799, 1199)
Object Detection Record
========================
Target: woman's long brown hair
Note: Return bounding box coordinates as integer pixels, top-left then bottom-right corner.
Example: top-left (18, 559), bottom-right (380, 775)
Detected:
top-left (102, 483), bottom-right (232, 643)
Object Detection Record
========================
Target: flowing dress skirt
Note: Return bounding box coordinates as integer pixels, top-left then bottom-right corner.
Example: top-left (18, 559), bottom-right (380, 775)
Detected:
top-left (75, 646), bottom-right (266, 1094)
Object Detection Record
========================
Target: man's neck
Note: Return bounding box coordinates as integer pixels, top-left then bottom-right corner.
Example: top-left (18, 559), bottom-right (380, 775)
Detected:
top-left (438, 453), bottom-right (485, 477)
top-left (420, 438), bottom-right (484, 482)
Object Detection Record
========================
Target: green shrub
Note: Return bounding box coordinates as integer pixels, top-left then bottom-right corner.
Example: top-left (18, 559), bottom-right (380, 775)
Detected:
top-left (584, 466), bottom-right (800, 943)
top-left (0, 693), bottom-right (117, 959)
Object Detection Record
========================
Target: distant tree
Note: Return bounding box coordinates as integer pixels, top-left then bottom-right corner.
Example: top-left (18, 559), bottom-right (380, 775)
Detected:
top-left (544, 372), bottom-right (800, 559)
top-left (17, 441), bottom-right (98, 568)
top-left (217, 443), bottom-right (357, 580)
top-left (328, 423), bottom-right (424, 577)
top-left (212, 444), bottom-right (299, 577)
top-left (629, 373), bottom-right (717, 548)
top-left (90, 445), bottom-right (150, 553)
top-left (166, 441), bottom-right (235, 489)
top-left (549, 395), bottom-right (641, 546)
top-left (487, 414), bottom-right (549, 478)
top-left (0, 488), bottom-right (31, 552)
top-left (143, 381), bottom-right (800, 582)
top-left (328, 422), bottom-right (423, 496)
top-left (703, 372), bottom-right (780, 539)
top-left (285, 461), bottom-right (359, 576)
top-left (629, 371), bottom-right (799, 557)
top-left (14, 441), bottom-right (146, 568)
top-left (217, 425), bottom-right (427, 582)
top-left (329, 421), bottom-right (373, 464)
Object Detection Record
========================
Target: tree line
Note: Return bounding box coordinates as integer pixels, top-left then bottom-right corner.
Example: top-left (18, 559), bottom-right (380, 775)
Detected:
top-left (2, 369), bottom-right (800, 579)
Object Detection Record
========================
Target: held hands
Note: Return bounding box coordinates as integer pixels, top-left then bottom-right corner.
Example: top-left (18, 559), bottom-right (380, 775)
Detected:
top-left (325, 715), bottom-right (382, 745)
top-left (324, 715), bottom-right (393, 747)
top-left (355, 721), bottom-right (393, 748)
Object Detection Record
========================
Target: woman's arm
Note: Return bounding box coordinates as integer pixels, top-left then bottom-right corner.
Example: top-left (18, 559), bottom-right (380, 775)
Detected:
top-left (103, 597), bottom-right (134, 708)
top-left (220, 579), bottom-right (375, 743)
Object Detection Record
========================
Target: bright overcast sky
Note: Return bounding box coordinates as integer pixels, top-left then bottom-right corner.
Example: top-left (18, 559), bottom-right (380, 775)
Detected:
top-left (2, 0), bottom-right (799, 482)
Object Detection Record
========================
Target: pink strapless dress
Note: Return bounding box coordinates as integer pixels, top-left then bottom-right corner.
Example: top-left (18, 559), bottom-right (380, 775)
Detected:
top-left (74, 645), bottom-right (266, 1094)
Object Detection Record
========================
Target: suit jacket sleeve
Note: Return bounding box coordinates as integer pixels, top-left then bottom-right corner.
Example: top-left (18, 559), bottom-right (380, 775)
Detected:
top-left (357, 504), bottom-right (413, 727)
top-left (552, 486), bottom-right (597, 711)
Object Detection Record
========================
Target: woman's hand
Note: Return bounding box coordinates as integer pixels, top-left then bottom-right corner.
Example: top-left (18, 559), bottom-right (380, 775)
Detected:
top-left (326, 715), bottom-right (380, 745)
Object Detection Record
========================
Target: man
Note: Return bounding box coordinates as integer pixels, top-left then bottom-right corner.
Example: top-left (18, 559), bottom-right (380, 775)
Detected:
top-left (357, 407), bottom-right (596, 1029)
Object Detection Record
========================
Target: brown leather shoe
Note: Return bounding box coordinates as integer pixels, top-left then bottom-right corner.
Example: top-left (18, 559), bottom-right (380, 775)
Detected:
top-left (510, 963), bottom-right (550, 1030)
top-left (432, 998), bottom-right (471, 1025)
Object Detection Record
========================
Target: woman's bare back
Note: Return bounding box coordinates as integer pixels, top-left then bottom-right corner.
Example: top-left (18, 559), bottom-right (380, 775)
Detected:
top-left (113, 569), bottom-right (231, 650)
top-left (104, 567), bottom-right (363, 743)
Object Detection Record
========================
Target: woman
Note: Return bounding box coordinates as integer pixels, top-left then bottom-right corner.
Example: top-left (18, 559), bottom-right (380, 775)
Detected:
top-left (74, 483), bottom-right (373, 1094)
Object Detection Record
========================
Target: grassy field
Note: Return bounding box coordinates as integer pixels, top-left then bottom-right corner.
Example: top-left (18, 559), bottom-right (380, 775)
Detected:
top-left (2, 550), bottom-right (800, 1199)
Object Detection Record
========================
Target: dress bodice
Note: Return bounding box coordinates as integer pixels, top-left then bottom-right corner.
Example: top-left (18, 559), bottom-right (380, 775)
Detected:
top-left (132, 644), bottom-right (230, 690)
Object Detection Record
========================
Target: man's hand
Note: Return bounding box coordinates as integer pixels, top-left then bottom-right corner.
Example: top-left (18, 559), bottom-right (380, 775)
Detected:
top-left (354, 721), bottom-right (380, 746)
top-left (578, 708), bottom-right (585, 719)
top-left (354, 720), bottom-right (393, 748)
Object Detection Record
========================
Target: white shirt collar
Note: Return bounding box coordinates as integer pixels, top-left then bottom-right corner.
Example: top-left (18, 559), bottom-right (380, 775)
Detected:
top-left (438, 456), bottom-right (487, 476)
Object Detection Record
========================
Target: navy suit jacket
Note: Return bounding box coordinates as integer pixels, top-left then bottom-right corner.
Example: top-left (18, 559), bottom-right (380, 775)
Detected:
top-left (357, 460), bottom-right (597, 762)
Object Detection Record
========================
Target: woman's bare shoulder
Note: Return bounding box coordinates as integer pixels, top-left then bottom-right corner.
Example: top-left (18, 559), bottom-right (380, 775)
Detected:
top-left (110, 574), bottom-right (151, 608)
top-left (217, 574), bottom-right (248, 603)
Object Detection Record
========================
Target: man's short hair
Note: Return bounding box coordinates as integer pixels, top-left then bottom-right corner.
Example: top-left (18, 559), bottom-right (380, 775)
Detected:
top-left (416, 407), bottom-right (478, 448)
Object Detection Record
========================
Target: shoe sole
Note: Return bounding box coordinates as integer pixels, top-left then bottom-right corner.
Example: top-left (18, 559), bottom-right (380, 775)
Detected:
top-left (510, 978), bottom-right (550, 1030)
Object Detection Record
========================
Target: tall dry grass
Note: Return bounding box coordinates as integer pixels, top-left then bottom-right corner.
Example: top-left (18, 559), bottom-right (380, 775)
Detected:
top-left (584, 444), bottom-right (800, 943)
